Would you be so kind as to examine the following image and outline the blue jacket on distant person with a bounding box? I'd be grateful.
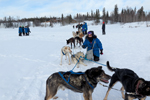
[22,27,24,33]
[24,27,28,33]
[82,22,88,32]
[82,35,103,57]
[19,27,22,33]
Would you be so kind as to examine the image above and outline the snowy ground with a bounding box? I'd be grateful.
[0,22,150,100]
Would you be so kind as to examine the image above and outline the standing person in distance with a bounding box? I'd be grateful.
[18,26,22,36]
[102,22,106,35]
[82,22,88,35]
[22,26,25,36]
[27,26,31,36]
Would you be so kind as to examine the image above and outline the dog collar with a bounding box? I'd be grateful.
[136,81,143,96]
[72,55,80,62]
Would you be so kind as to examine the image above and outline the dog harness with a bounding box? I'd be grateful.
[62,50,66,55]
[58,70,94,90]
[72,54,80,62]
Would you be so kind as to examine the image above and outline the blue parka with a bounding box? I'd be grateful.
[18,27,22,33]
[83,35,103,57]
[22,27,24,33]
[24,27,28,33]
[82,22,88,32]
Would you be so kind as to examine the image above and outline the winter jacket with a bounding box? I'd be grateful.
[24,27,28,33]
[102,24,105,31]
[22,27,24,33]
[82,22,88,32]
[18,27,22,33]
[82,35,103,57]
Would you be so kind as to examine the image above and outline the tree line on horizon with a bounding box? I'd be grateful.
[0,5,150,28]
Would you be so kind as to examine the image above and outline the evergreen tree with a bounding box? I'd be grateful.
[69,14,72,24]
[114,4,119,22]
[87,12,89,20]
[61,14,64,25]
[137,6,145,21]
[91,10,94,19]
[103,8,106,22]
[95,9,100,23]
[106,11,109,23]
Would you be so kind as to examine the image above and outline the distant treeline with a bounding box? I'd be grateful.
[0,5,150,28]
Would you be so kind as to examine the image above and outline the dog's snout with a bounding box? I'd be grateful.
[107,75,111,79]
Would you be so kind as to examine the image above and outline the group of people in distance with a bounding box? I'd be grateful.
[75,21,106,35]
[18,26,31,36]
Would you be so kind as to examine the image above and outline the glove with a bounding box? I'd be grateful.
[82,45,86,48]
[100,50,103,55]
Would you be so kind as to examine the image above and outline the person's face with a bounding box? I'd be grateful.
[88,34,92,37]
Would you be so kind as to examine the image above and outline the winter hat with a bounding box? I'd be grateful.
[103,22,105,24]
[88,31,94,35]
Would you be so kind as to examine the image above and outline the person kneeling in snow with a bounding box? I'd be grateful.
[82,31,103,61]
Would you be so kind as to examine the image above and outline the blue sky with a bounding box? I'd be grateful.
[0,0,150,19]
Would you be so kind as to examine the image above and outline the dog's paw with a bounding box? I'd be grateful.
[68,63,71,65]
[60,63,62,65]
[85,64,87,66]
[103,99,107,100]
[77,66,79,68]
[53,96,58,99]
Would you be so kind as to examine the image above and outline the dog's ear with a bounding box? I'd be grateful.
[98,66,102,69]
[85,69,93,78]
[65,47,67,49]
[86,68,101,79]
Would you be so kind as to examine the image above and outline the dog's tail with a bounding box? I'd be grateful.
[106,61,116,72]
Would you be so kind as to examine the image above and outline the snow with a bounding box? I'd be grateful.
[0,21,150,100]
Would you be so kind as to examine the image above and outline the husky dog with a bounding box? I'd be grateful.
[104,61,150,100]
[66,37,75,49]
[72,31,84,38]
[60,46,72,65]
[45,66,111,100]
[72,31,77,38]
[71,51,87,68]
[78,32,84,38]
[75,36,83,47]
